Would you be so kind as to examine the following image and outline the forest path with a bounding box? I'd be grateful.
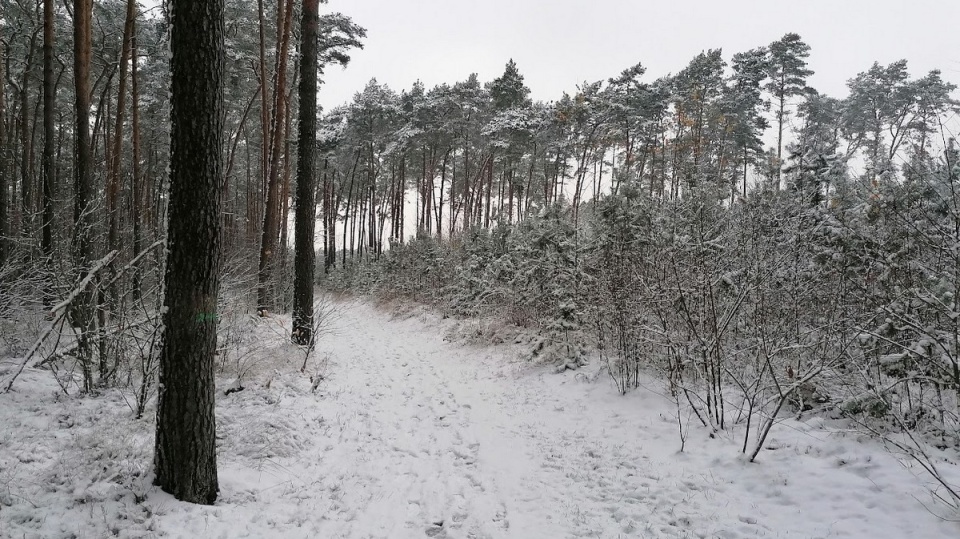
[242,299,957,539]
[292,299,714,539]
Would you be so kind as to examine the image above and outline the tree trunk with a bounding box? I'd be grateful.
[107,0,137,275]
[256,0,270,245]
[435,148,449,235]
[342,165,355,267]
[292,0,319,345]
[257,0,294,313]
[130,19,143,302]
[19,29,39,235]
[484,153,493,228]
[278,93,293,268]
[41,0,55,273]
[224,86,260,252]
[155,0,224,506]
[71,0,95,391]
[0,41,7,266]
[322,160,335,272]
[775,78,785,189]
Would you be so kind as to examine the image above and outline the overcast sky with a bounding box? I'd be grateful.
[318,0,960,110]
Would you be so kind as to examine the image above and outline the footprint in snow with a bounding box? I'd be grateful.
[425,521,446,537]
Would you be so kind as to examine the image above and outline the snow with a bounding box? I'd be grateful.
[1,298,959,538]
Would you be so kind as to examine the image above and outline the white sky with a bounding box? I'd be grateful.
[318,0,960,110]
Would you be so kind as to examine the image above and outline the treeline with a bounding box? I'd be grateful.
[314,35,955,269]
[3,3,956,310]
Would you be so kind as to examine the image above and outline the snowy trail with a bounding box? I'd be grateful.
[208,300,958,539]
[2,298,959,538]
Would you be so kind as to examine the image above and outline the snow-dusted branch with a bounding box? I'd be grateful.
[48,250,119,317]
[3,250,118,393]
[103,239,165,290]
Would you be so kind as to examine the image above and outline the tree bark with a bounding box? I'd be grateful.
[71,0,95,391]
[256,0,270,250]
[154,0,224,505]
[19,28,40,234]
[775,78,785,189]
[257,0,294,312]
[41,0,55,271]
[0,41,7,266]
[130,20,143,302]
[107,0,136,273]
[292,0,319,344]
[279,83,295,262]
[322,159,335,272]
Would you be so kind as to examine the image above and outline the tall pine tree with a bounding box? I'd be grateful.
[766,33,813,187]
[292,0,320,345]
[154,0,224,505]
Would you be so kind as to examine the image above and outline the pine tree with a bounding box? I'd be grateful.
[71,0,95,390]
[724,47,769,198]
[605,62,668,190]
[154,0,224,505]
[490,59,531,111]
[672,49,726,193]
[292,0,320,345]
[41,0,55,276]
[766,33,813,187]
[784,90,843,206]
[0,40,6,267]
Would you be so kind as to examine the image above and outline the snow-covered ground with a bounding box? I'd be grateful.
[1,298,959,538]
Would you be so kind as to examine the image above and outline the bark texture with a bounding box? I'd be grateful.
[41,0,55,265]
[256,0,294,312]
[71,0,95,389]
[292,0,320,344]
[0,42,6,266]
[154,0,224,505]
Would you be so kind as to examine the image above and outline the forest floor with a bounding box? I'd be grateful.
[1,297,959,538]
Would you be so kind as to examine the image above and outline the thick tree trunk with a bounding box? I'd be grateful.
[484,155,493,228]
[397,157,405,242]
[435,148,448,235]
[342,166,355,267]
[155,0,224,505]
[292,0,319,345]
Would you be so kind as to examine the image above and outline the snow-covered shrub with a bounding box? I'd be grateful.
[585,186,666,393]
[498,207,587,365]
